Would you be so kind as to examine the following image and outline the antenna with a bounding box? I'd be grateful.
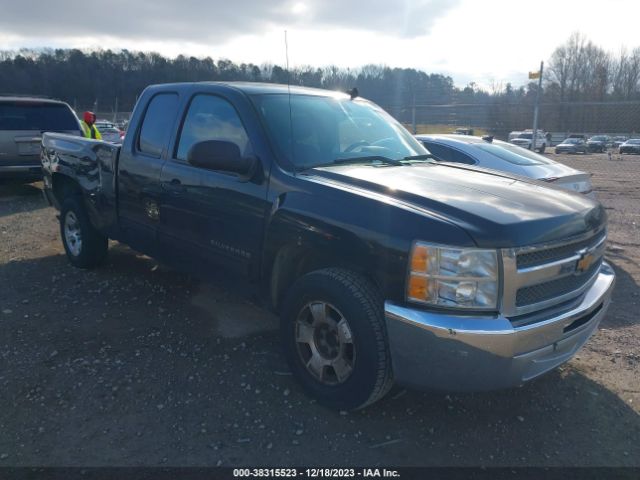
[285,30,291,86]
[285,30,295,171]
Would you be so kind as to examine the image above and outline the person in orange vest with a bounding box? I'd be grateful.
[81,111,102,140]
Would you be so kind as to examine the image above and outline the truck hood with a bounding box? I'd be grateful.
[307,162,605,248]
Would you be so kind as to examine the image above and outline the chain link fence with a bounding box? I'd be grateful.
[384,100,640,143]
[383,99,640,256]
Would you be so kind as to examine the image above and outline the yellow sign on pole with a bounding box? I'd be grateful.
[528,71,540,79]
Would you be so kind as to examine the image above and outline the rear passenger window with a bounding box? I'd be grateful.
[138,93,179,158]
[423,142,452,161]
[0,102,78,131]
[450,149,476,165]
[176,94,252,162]
[423,141,475,165]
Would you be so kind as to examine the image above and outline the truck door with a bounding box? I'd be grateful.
[117,92,180,252]
[158,93,269,276]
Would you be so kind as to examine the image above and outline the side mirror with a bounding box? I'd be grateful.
[187,140,255,176]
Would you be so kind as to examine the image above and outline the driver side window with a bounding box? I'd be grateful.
[176,94,253,162]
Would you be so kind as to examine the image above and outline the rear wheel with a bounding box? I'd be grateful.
[60,196,108,269]
[281,268,393,410]
[538,144,546,153]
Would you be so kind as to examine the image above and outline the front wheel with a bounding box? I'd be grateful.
[280,268,393,410]
[60,196,108,269]
[538,144,546,153]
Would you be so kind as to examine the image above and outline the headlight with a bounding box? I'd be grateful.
[407,242,499,310]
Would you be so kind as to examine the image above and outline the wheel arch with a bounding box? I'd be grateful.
[51,173,82,207]
[264,212,386,311]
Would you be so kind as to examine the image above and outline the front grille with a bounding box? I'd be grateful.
[516,259,601,307]
[516,231,606,269]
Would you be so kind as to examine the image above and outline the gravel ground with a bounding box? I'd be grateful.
[0,152,638,467]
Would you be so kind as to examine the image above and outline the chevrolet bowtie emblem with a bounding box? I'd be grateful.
[576,251,596,274]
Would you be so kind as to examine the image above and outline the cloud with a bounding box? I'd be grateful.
[0,0,461,46]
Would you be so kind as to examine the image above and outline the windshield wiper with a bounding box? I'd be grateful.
[301,156,404,170]
[403,154,433,161]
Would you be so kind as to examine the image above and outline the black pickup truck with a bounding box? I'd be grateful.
[41,82,615,410]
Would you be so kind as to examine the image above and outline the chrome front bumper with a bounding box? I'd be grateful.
[384,262,615,391]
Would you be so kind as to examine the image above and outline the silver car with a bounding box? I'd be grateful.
[0,96,81,182]
[416,134,595,197]
[94,121,123,144]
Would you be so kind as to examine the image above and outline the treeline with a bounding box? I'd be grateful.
[0,48,458,112]
[1,32,639,134]
[545,32,640,102]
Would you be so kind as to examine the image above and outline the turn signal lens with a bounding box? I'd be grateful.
[410,245,429,272]
[408,275,429,300]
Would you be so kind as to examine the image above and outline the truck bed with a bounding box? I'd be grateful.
[41,132,121,232]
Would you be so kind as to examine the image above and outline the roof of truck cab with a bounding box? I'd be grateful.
[151,81,351,98]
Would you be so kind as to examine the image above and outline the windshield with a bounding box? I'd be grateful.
[628,139,640,144]
[476,141,554,165]
[251,94,427,170]
[590,136,606,141]
[0,101,79,131]
[563,138,579,144]
[517,133,532,139]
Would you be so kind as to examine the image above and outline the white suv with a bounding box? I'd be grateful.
[510,129,547,152]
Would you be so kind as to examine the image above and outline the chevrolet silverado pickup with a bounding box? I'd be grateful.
[41,82,615,410]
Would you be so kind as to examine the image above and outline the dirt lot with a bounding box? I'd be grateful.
[0,152,638,467]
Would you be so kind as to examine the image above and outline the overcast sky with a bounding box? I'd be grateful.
[1,0,639,87]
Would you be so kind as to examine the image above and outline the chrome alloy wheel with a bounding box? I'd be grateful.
[64,211,82,256]
[295,302,356,385]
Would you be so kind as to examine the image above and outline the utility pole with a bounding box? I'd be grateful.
[531,61,544,151]
[412,93,416,134]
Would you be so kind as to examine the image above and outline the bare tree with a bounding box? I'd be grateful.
[613,47,640,99]
[547,32,614,102]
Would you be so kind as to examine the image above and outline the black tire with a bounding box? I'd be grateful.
[280,268,393,410]
[538,144,546,153]
[60,196,108,269]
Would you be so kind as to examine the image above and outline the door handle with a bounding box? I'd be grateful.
[162,178,186,195]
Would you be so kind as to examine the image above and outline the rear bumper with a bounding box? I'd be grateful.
[384,261,615,391]
[41,175,58,208]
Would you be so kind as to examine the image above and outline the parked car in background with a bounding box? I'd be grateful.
[587,135,612,153]
[0,96,81,182]
[453,127,474,135]
[555,138,589,154]
[416,134,594,197]
[612,136,628,148]
[94,120,124,144]
[99,126,124,144]
[94,120,116,130]
[510,129,547,152]
[508,131,522,142]
[619,138,640,154]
